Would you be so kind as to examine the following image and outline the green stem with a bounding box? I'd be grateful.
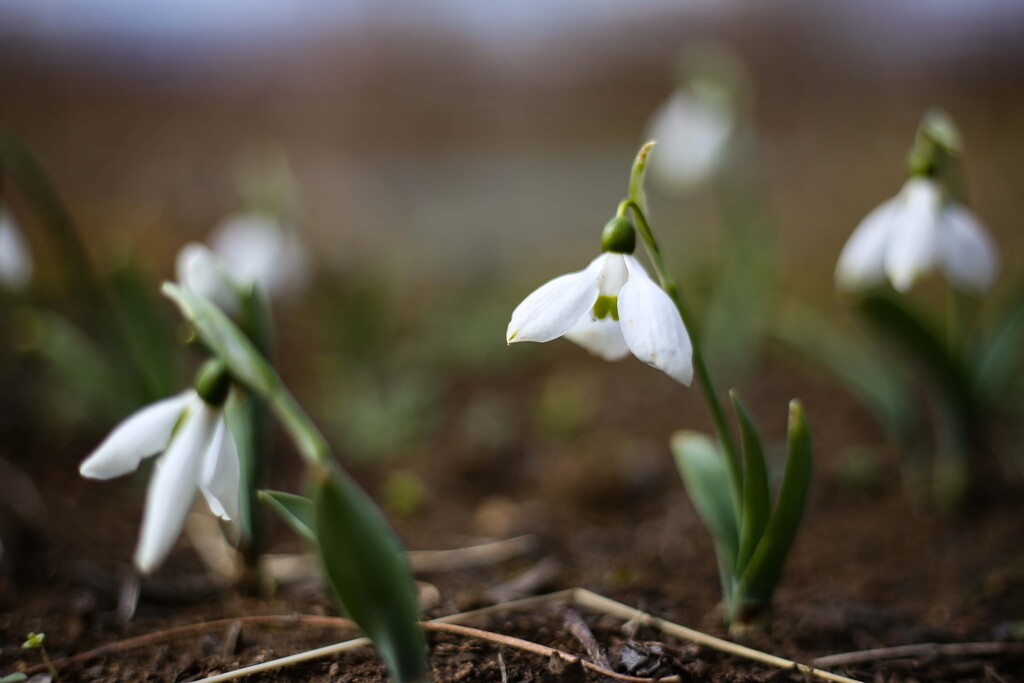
[618,198,742,508]
[271,383,330,468]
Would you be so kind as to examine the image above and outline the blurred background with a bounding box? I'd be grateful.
[2,0,1022,290]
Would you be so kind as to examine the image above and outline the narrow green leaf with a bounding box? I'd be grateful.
[730,391,770,578]
[736,400,812,605]
[671,431,739,572]
[162,283,276,396]
[0,672,28,682]
[258,490,315,544]
[771,301,916,445]
[313,464,428,683]
[109,261,182,400]
[975,282,1024,403]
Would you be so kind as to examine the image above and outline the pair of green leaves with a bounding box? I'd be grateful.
[164,283,428,683]
[671,395,812,622]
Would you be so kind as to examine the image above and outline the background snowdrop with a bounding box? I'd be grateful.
[836,176,997,294]
[0,207,33,291]
[209,212,310,301]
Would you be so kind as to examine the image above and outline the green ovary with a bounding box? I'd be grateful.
[592,295,619,321]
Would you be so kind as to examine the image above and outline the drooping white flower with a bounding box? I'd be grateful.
[646,88,734,192]
[507,252,693,385]
[176,242,242,315]
[0,207,33,291]
[79,390,239,573]
[209,212,309,300]
[835,177,998,294]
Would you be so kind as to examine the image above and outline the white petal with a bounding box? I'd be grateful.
[79,392,192,480]
[618,256,693,385]
[199,417,240,521]
[884,179,942,292]
[835,197,898,292]
[210,213,310,300]
[939,204,998,294]
[646,90,732,191]
[0,209,33,291]
[507,255,603,344]
[596,253,629,297]
[175,242,239,314]
[134,399,217,573]
[564,315,631,361]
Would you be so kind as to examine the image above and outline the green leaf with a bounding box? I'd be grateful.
[730,391,770,579]
[975,283,1024,404]
[313,464,428,683]
[771,300,916,445]
[162,283,276,396]
[109,260,182,400]
[0,672,28,682]
[671,431,739,573]
[258,490,315,544]
[735,400,812,606]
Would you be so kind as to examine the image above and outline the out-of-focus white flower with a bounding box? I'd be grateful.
[835,177,998,294]
[507,252,693,385]
[79,390,239,573]
[0,208,33,291]
[209,212,309,300]
[645,88,735,192]
[176,242,241,314]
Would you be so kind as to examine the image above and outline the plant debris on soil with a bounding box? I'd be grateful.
[2,348,1024,682]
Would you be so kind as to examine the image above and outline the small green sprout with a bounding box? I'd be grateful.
[22,632,57,681]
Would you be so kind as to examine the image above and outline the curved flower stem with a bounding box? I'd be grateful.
[618,197,742,510]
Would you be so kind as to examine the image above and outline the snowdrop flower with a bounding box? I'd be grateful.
[79,363,239,573]
[175,212,309,315]
[0,207,33,291]
[646,88,734,192]
[835,177,998,294]
[209,212,309,300]
[507,217,693,385]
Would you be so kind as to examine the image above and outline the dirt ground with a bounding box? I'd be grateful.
[2,346,1024,682]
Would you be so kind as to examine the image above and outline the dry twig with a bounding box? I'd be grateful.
[811,641,1024,669]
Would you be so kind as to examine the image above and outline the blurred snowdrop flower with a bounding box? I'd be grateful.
[209,212,309,300]
[835,177,998,294]
[0,207,33,291]
[507,218,693,385]
[646,88,734,192]
[79,376,239,573]
[175,212,309,314]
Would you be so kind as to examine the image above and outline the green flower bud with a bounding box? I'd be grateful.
[195,358,232,407]
[601,216,636,254]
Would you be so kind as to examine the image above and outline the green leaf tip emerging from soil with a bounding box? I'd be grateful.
[735,400,812,608]
[313,464,428,683]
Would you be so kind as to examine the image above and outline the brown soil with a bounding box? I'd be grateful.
[2,347,1024,682]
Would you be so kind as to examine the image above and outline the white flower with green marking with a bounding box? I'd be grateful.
[0,207,33,291]
[507,232,693,385]
[836,177,998,294]
[79,389,239,573]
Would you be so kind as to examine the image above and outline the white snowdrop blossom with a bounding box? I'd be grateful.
[79,391,239,573]
[209,212,309,300]
[646,89,734,192]
[836,177,998,294]
[176,242,242,315]
[0,208,33,291]
[507,253,693,385]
